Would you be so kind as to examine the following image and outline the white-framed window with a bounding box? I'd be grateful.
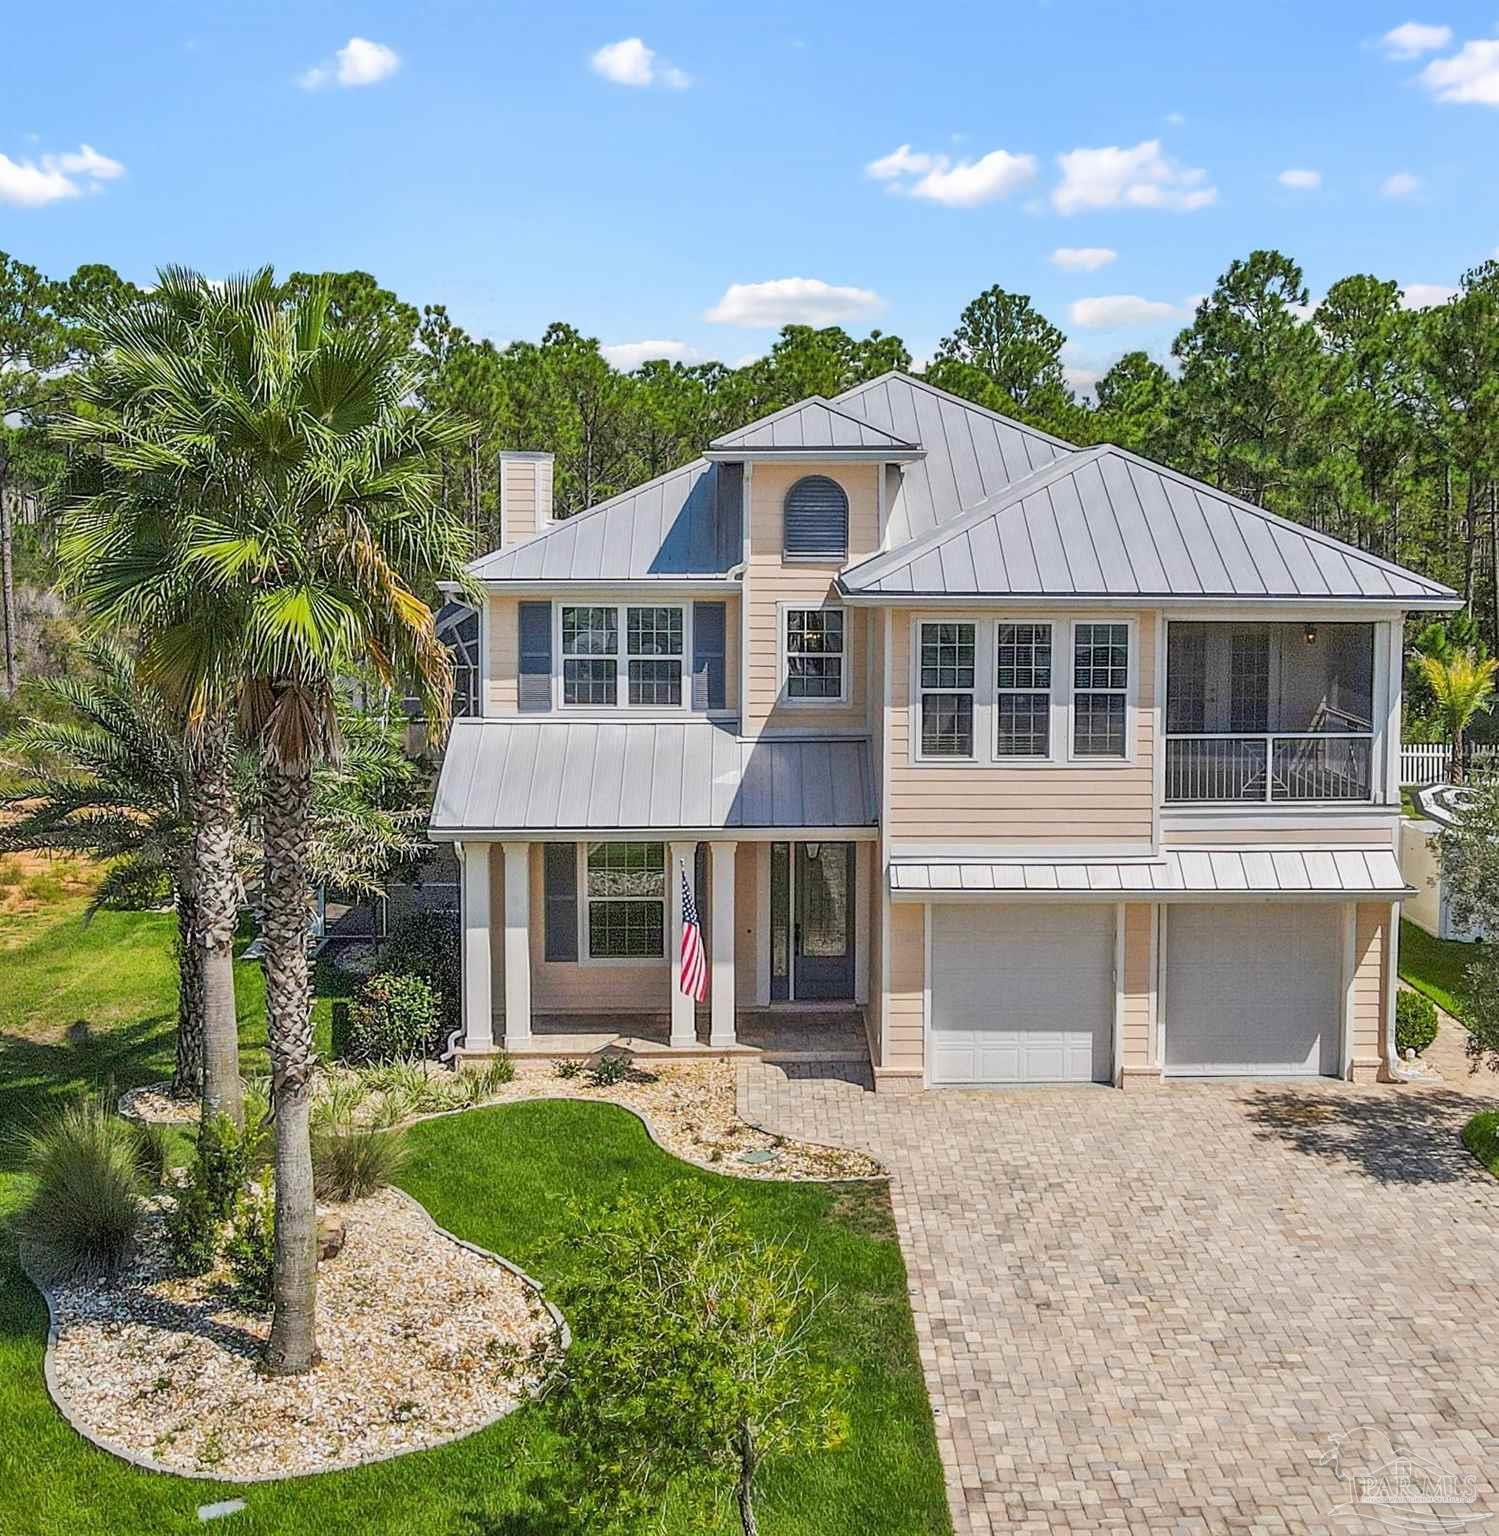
[919,620,977,758]
[783,607,847,703]
[1071,621,1130,758]
[995,622,1052,757]
[558,604,686,709]
[582,841,667,961]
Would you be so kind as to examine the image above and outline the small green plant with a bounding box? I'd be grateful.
[376,910,462,1037]
[586,1054,630,1089]
[1396,990,1439,1056]
[16,1094,149,1282]
[134,1120,175,1187]
[164,1112,253,1276]
[311,1112,409,1202]
[347,972,441,1065]
[164,1172,220,1276]
[553,1058,584,1080]
[459,1055,516,1104]
[223,1182,277,1310]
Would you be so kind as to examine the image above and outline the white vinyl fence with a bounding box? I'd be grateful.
[1401,742,1499,786]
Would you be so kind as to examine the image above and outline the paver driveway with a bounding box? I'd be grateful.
[742,1065,1499,1535]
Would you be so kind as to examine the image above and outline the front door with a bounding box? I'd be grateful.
[770,842,854,1001]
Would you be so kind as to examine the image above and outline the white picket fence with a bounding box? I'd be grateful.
[1401,742,1499,786]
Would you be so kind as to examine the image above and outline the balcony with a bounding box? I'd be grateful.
[1164,622,1376,804]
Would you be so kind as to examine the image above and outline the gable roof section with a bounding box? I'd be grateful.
[834,372,1074,545]
[708,396,919,454]
[468,457,740,581]
[840,444,1458,603]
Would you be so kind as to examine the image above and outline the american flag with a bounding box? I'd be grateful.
[678,868,708,1003]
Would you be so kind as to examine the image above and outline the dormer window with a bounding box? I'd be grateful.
[783,475,849,559]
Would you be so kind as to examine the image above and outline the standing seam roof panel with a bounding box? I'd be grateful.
[1098,454,1170,592]
[1124,461,1202,593]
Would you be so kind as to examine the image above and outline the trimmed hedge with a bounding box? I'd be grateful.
[1396,990,1439,1057]
[1461,1110,1499,1178]
[347,972,441,1065]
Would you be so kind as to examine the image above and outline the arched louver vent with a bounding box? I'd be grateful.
[783,475,848,558]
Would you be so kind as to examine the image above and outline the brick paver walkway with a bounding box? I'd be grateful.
[742,1064,1499,1535]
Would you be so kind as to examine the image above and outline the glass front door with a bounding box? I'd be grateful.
[769,842,854,1001]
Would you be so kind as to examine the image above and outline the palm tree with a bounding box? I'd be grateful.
[1418,649,1499,784]
[58,268,470,1374]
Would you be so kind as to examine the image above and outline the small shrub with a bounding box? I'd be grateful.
[460,1055,515,1104]
[376,910,461,1040]
[1462,1110,1499,1177]
[1397,990,1439,1057]
[196,1114,252,1220]
[312,1114,409,1202]
[348,972,440,1065]
[586,1054,630,1089]
[163,1176,220,1276]
[223,1183,276,1310]
[17,1095,148,1282]
[164,1112,253,1276]
[134,1120,175,1187]
[553,1058,584,1080]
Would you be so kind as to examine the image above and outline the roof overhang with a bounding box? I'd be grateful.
[443,577,742,596]
[836,589,1461,613]
[704,447,925,465]
[889,846,1411,901]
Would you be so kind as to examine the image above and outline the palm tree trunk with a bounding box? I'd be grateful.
[0,446,17,698]
[1451,723,1466,787]
[261,754,320,1376]
[188,712,243,1127]
[171,872,206,1098]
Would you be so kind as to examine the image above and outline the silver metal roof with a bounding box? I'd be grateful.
[709,397,918,453]
[841,444,1458,604]
[468,459,739,581]
[890,846,1409,898]
[834,372,1072,546]
[430,719,878,836]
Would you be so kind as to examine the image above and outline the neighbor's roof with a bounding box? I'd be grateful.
[430,719,878,836]
[708,396,920,455]
[840,444,1459,605]
[889,846,1410,899]
[468,458,740,582]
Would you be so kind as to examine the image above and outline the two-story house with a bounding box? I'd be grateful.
[428,372,1459,1091]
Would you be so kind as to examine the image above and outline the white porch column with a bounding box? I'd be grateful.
[501,841,532,1047]
[461,841,494,1053]
[709,841,737,1048]
[669,840,698,1048]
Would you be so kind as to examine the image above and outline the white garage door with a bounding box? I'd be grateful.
[1165,904,1341,1077]
[930,904,1115,1085]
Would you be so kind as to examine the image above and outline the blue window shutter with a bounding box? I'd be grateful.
[692,601,727,711]
[783,475,848,558]
[518,602,552,712]
[543,843,577,962]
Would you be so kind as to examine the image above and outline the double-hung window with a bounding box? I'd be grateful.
[560,605,685,708]
[785,608,845,701]
[919,621,976,757]
[1072,622,1130,757]
[995,623,1052,757]
[585,842,666,959]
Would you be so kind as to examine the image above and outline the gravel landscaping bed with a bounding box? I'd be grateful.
[37,1188,562,1481]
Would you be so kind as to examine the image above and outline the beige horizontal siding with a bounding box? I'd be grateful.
[886,610,1156,844]
[1351,901,1389,1069]
[1121,903,1153,1068]
[1164,821,1398,848]
[501,457,551,541]
[743,462,878,736]
[886,901,925,1072]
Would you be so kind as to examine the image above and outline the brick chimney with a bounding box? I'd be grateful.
[498,451,555,544]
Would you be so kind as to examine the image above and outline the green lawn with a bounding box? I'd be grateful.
[0,899,949,1535]
[1399,917,1479,1022]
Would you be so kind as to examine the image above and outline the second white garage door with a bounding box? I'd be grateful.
[930,904,1115,1085]
[1164,903,1342,1077]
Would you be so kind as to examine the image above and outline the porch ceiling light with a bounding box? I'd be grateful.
[1303,623,1319,645]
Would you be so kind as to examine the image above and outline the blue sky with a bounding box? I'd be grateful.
[5,2,1499,393]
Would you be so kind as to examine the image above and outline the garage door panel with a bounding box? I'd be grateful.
[1165,904,1341,1077]
[931,904,1114,1085]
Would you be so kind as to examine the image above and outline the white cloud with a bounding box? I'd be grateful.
[600,339,707,370]
[1381,20,1454,58]
[1401,282,1458,309]
[704,277,885,328]
[865,143,1036,206]
[301,36,401,89]
[1164,111,1186,126]
[1380,170,1421,198]
[1418,37,1499,104]
[1050,246,1117,272]
[1278,167,1322,190]
[589,37,690,89]
[1065,365,1104,396]
[0,142,125,207]
[1069,295,1181,329]
[1053,139,1216,214]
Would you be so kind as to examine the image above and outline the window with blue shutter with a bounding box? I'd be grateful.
[543,843,578,961]
[783,475,848,559]
[518,601,552,712]
[691,601,727,711]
